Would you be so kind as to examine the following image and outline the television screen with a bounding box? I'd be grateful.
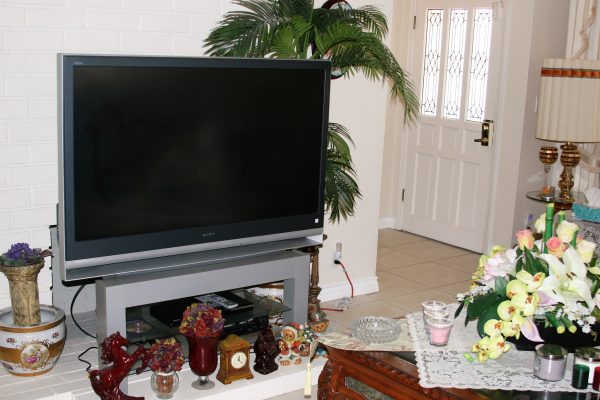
[58,55,330,278]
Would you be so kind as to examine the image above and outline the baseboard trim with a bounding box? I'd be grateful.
[318,275,379,302]
[379,217,396,229]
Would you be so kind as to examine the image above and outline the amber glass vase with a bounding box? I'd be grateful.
[187,335,219,390]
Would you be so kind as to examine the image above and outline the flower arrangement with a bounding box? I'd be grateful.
[457,204,600,361]
[178,303,225,338]
[147,337,185,373]
[0,243,51,267]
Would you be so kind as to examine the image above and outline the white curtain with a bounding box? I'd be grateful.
[552,0,600,193]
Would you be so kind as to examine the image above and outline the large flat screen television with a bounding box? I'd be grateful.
[57,54,330,281]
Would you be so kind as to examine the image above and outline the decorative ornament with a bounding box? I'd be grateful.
[538,146,558,198]
[253,327,279,375]
[216,334,254,384]
[89,332,149,400]
[278,322,304,366]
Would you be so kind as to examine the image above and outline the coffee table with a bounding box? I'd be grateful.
[318,346,598,399]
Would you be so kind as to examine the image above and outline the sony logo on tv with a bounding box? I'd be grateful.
[202,232,216,238]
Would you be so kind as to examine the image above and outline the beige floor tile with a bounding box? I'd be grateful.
[437,253,481,273]
[367,271,429,300]
[433,280,472,297]
[377,248,426,270]
[388,262,472,288]
[378,229,426,247]
[381,289,457,314]
[390,241,470,261]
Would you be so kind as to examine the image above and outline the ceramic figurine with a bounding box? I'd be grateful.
[253,327,279,374]
[89,332,149,400]
[278,322,303,366]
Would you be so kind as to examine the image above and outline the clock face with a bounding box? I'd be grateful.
[231,351,247,369]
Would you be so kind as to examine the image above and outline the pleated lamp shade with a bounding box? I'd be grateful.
[535,58,600,143]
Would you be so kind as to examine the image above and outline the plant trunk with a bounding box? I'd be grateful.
[0,262,43,326]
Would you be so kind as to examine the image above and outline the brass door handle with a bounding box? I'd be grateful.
[474,119,493,146]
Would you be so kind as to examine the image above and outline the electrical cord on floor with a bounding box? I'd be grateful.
[321,260,354,312]
[77,346,98,373]
[70,284,96,339]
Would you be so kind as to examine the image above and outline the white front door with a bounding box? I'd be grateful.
[400,0,503,252]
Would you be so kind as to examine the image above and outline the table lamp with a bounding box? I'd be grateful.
[535,58,600,201]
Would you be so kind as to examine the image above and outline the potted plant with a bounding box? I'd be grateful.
[204,0,419,223]
[457,205,600,362]
[179,302,225,390]
[0,243,52,326]
[148,337,185,399]
[0,242,66,376]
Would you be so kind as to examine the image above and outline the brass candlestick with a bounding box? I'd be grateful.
[538,146,558,197]
[558,142,580,201]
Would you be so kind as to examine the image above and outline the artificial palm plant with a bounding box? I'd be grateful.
[205,0,419,222]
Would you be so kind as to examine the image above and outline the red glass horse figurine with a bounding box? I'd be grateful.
[89,332,149,400]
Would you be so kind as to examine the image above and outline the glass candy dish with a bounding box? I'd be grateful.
[351,316,401,344]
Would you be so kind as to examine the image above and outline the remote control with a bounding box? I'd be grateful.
[197,293,238,310]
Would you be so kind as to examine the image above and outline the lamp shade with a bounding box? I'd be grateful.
[536,58,600,143]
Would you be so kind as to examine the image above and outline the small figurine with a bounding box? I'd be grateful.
[278,322,303,366]
[298,326,317,357]
[253,327,279,374]
[89,332,149,400]
[308,311,329,333]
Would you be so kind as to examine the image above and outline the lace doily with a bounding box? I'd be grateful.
[407,304,588,393]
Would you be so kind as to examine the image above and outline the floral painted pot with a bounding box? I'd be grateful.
[0,305,66,376]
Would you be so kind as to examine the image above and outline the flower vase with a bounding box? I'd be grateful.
[0,262,44,326]
[187,335,219,390]
[151,371,179,399]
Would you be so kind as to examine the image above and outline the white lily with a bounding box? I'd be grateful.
[538,248,594,309]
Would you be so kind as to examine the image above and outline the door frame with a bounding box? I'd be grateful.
[389,0,512,253]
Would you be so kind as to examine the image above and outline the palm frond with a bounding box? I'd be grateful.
[312,6,387,40]
[324,122,360,223]
[325,149,361,223]
[315,23,419,122]
[204,0,293,57]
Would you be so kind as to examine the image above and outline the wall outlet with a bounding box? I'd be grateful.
[333,242,342,261]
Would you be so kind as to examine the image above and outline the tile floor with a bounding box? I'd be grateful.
[267,229,479,399]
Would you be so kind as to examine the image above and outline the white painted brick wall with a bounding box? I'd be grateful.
[0,0,228,310]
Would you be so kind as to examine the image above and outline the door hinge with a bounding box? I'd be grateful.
[402,188,405,202]
[413,16,416,29]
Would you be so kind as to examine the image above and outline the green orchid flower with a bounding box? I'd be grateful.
[515,270,545,292]
[511,292,540,317]
[506,280,528,299]
[497,300,518,321]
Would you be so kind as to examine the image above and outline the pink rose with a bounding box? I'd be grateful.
[516,229,534,250]
[546,237,565,258]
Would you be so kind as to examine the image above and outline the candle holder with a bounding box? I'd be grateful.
[538,146,558,199]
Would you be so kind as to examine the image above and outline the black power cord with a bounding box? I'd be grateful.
[70,284,96,339]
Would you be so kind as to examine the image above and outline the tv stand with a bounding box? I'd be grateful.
[95,250,309,350]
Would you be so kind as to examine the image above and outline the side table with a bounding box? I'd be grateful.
[525,190,587,211]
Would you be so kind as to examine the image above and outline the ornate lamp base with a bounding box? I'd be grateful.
[558,142,580,201]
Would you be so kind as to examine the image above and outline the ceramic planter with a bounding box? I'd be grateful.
[0,305,66,376]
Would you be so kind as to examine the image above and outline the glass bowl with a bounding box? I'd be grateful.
[351,316,401,343]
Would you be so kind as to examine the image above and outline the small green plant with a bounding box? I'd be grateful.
[0,243,51,267]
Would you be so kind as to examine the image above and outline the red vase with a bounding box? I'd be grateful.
[186,335,219,390]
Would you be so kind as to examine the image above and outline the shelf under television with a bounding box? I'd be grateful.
[124,289,290,358]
